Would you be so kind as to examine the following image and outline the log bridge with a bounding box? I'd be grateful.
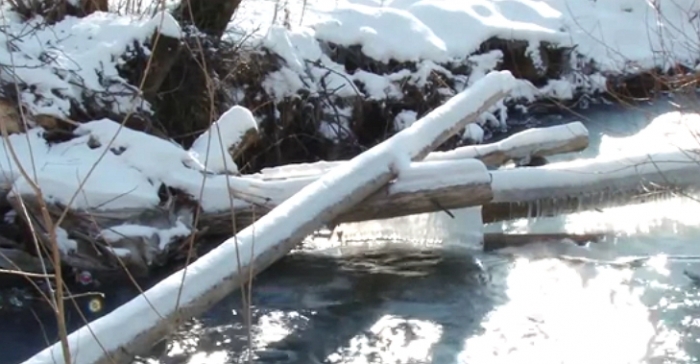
[15,71,700,364]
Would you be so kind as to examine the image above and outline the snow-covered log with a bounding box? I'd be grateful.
[424,122,589,167]
[21,71,516,364]
[199,158,494,235]
[255,122,589,181]
[482,149,700,223]
[336,159,492,223]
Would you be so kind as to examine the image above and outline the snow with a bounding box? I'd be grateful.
[20,70,516,364]
[226,0,700,136]
[188,106,259,174]
[56,227,78,253]
[0,11,181,118]
[2,118,265,214]
[388,159,489,194]
[152,10,182,38]
[394,110,418,131]
[312,0,563,63]
[253,0,700,71]
[491,148,700,203]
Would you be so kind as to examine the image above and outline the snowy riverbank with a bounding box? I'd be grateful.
[3,0,699,146]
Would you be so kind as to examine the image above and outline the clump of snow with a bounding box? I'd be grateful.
[188,106,259,174]
[463,123,485,143]
[393,110,418,131]
[152,10,182,38]
[322,0,563,61]
[313,4,450,63]
[56,227,78,254]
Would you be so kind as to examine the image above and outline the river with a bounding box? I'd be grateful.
[3,98,700,364]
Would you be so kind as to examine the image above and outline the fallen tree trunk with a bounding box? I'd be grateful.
[482,149,700,223]
[21,71,516,364]
[336,159,493,223]
[424,121,589,167]
[200,158,494,234]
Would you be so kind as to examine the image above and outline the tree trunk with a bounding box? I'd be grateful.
[176,0,243,38]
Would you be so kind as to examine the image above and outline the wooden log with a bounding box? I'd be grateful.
[256,122,589,181]
[482,149,700,223]
[336,159,493,223]
[21,71,515,364]
[482,232,605,252]
[424,121,589,167]
[201,159,493,233]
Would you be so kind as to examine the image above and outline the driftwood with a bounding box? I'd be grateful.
[19,71,516,364]
[336,159,493,223]
[217,147,700,231]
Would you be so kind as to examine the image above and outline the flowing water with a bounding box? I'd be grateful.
[4,98,700,364]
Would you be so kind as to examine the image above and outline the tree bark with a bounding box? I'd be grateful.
[176,0,243,38]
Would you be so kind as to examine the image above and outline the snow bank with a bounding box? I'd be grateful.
[0,10,181,118]
[2,106,264,213]
[312,0,563,62]
[227,0,700,141]
[244,0,700,71]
